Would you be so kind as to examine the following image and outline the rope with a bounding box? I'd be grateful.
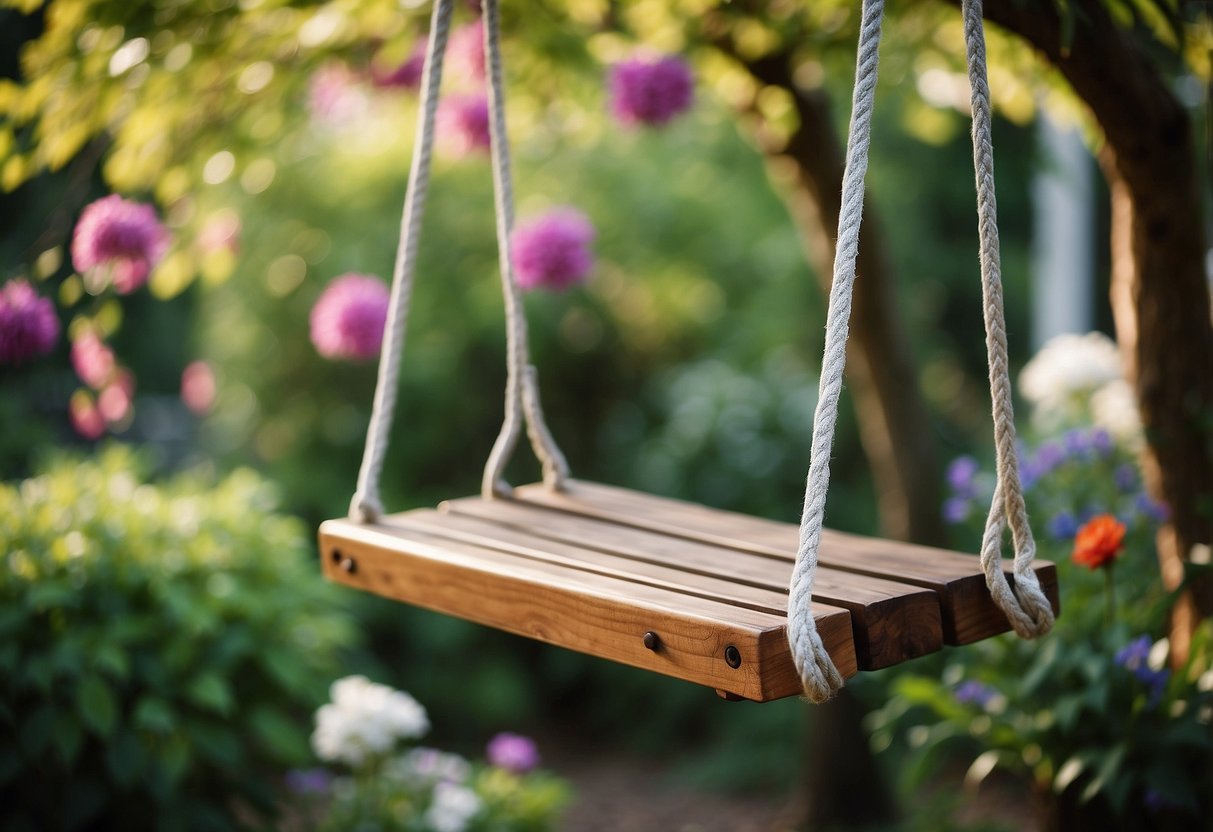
[786,0,884,704]
[479,0,570,498]
[962,0,1055,638]
[349,0,455,523]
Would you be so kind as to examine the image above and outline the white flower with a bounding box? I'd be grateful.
[385,747,472,786]
[310,675,430,766]
[1089,378,1143,447]
[1019,332,1124,424]
[424,782,482,832]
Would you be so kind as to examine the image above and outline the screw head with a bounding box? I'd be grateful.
[339,557,358,575]
[724,645,741,668]
[643,631,660,651]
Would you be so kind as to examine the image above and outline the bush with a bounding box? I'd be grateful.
[0,447,359,831]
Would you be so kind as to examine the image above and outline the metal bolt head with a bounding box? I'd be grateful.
[724,645,741,668]
[643,631,660,651]
[340,557,358,575]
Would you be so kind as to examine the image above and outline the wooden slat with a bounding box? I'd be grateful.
[435,499,942,670]
[513,480,1060,644]
[319,513,858,701]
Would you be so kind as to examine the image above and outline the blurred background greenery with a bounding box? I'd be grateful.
[2,0,1211,830]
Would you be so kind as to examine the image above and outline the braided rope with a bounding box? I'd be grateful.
[962,0,1055,637]
[349,0,455,523]
[786,0,884,703]
[480,0,570,498]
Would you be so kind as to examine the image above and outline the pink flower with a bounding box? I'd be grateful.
[71,329,115,388]
[197,211,241,256]
[98,370,134,425]
[69,391,105,439]
[436,93,491,157]
[181,360,216,415]
[447,20,485,84]
[485,732,540,774]
[310,273,391,362]
[608,54,694,127]
[0,279,59,365]
[510,208,595,291]
[372,42,427,90]
[309,64,369,125]
[71,195,170,294]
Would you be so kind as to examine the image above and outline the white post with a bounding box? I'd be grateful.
[1030,114,1094,348]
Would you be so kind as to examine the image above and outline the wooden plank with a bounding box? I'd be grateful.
[319,514,858,701]
[512,480,1060,644]
[435,499,943,670]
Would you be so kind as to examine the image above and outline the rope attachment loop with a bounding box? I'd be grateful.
[787,0,885,704]
[962,0,1055,638]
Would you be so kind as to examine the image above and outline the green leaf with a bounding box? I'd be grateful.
[77,674,119,737]
[104,730,145,788]
[249,705,309,763]
[186,673,233,716]
[52,716,84,766]
[93,644,130,681]
[133,697,175,734]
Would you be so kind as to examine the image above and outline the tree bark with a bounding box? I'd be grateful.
[739,51,947,548]
[973,0,1213,655]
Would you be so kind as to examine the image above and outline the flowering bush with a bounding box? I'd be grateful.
[608,54,695,127]
[868,333,1213,828]
[510,208,596,291]
[300,677,570,831]
[309,273,392,362]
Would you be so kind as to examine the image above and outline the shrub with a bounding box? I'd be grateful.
[0,447,359,831]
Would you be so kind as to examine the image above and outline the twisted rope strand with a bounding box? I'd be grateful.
[963,0,1054,637]
[787,0,885,703]
[349,0,455,523]
[480,0,570,498]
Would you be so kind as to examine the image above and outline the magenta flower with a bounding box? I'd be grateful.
[71,329,115,388]
[181,360,216,415]
[608,54,694,127]
[447,20,485,84]
[485,732,540,774]
[71,195,170,294]
[310,273,391,362]
[436,93,491,157]
[0,279,59,366]
[510,208,595,291]
[372,42,427,90]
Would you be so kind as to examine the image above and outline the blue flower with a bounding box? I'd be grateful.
[1062,428,1091,458]
[954,680,997,708]
[285,768,332,795]
[1113,463,1138,493]
[1134,493,1170,523]
[1116,636,1169,705]
[942,497,971,525]
[1046,511,1079,540]
[1033,441,1065,473]
[1090,428,1114,456]
[1115,636,1152,670]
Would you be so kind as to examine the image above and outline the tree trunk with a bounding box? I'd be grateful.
[739,52,947,548]
[975,0,1213,655]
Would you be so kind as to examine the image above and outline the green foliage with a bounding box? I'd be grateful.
[0,447,359,830]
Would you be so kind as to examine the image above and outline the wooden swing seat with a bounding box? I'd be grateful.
[319,481,1059,702]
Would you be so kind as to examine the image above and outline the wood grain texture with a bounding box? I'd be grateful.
[512,480,1060,644]
[434,499,942,670]
[319,514,858,701]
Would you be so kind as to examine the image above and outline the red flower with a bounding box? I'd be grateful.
[1072,514,1126,570]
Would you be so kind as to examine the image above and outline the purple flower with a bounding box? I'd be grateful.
[1134,493,1170,523]
[436,93,491,157]
[1062,428,1091,458]
[1032,441,1065,475]
[1113,463,1138,493]
[447,20,485,84]
[1090,428,1113,455]
[946,455,980,497]
[485,732,540,774]
[309,273,390,362]
[71,195,170,294]
[608,54,694,127]
[1115,636,1152,670]
[942,496,970,525]
[372,42,427,90]
[954,680,997,708]
[510,208,596,291]
[285,768,333,795]
[0,279,59,366]
[1046,511,1078,541]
